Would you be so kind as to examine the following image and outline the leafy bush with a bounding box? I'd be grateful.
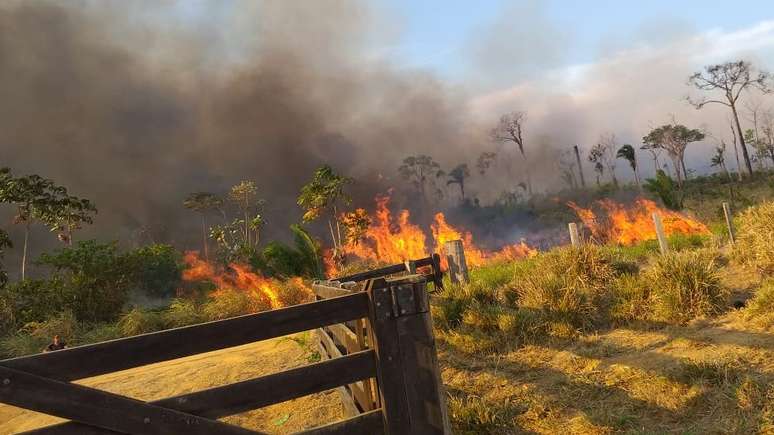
[0,278,68,328]
[644,169,682,210]
[125,244,182,298]
[37,240,133,323]
[256,225,323,279]
[735,201,774,273]
[117,308,164,336]
[76,322,122,344]
[646,250,727,324]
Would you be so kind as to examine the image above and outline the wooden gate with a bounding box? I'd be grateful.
[0,258,449,435]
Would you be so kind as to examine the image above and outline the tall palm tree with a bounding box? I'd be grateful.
[616,144,641,189]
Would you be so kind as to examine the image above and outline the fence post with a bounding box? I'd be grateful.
[652,212,669,254]
[568,222,581,247]
[722,202,735,244]
[367,277,451,434]
[444,240,469,284]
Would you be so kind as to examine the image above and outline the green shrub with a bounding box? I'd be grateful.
[646,250,727,324]
[36,240,133,323]
[163,298,205,328]
[125,244,182,298]
[735,201,774,273]
[0,278,68,328]
[117,308,164,336]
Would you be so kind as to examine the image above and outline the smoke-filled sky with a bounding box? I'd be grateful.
[1,0,773,263]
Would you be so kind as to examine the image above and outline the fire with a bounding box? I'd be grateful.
[567,198,709,245]
[341,194,428,264]
[182,251,289,310]
[327,193,536,276]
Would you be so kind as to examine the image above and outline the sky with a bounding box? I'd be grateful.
[374,0,773,81]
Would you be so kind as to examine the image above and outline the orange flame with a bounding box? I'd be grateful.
[567,198,709,245]
[325,193,536,276]
[182,251,289,309]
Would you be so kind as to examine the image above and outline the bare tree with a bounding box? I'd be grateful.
[558,150,578,190]
[588,133,618,187]
[491,111,532,195]
[761,109,774,166]
[727,119,744,182]
[687,60,771,177]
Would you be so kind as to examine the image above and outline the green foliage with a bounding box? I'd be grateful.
[0,278,68,328]
[0,228,11,288]
[76,322,122,344]
[646,250,727,324]
[644,170,682,210]
[297,165,352,223]
[397,155,442,199]
[0,311,77,358]
[36,240,132,322]
[734,201,774,273]
[117,308,164,336]
[126,244,183,298]
[183,192,223,213]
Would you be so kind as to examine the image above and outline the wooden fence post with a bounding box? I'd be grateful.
[722,202,735,244]
[367,277,451,434]
[568,222,581,247]
[444,240,469,284]
[652,212,669,254]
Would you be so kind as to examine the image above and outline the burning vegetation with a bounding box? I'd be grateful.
[567,198,710,245]
[327,193,536,277]
[182,251,312,311]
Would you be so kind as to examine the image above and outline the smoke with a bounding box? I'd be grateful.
[0,0,482,262]
[1,1,772,275]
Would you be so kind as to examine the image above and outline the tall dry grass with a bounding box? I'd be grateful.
[734,201,774,273]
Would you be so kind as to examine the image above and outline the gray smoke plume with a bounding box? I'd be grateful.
[0,0,484,265]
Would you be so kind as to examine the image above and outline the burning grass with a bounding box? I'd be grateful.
[568,198,710,245]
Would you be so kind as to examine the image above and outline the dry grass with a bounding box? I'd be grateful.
[734,200,774,273]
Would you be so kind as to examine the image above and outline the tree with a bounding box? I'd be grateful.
[0,169,62,279]
[761,109,774,166]
[476,151,497,177]
[616,144,641,189]
[640,142,664,174]
[47,194,97,246]
[642,124,704,188]
[558,150,578,190]
[228,181,264,248]
[0,229,11,288]
[298,165,353,254]
[588,133,618,187]
[491,111,532,194]
[446,164,470,201]
[710,142,733,182]
[398,155,442,203]
[687,60,771,177]
[183,192,223,260]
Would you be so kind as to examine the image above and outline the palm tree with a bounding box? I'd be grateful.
[184,192,223,260]
[616,144,641,189]
[446,164,470,201]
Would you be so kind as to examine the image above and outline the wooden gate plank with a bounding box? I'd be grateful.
[0,366,256,435]
[1,292,369,382]
[294,409,384,435]
[23,350,377,435]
